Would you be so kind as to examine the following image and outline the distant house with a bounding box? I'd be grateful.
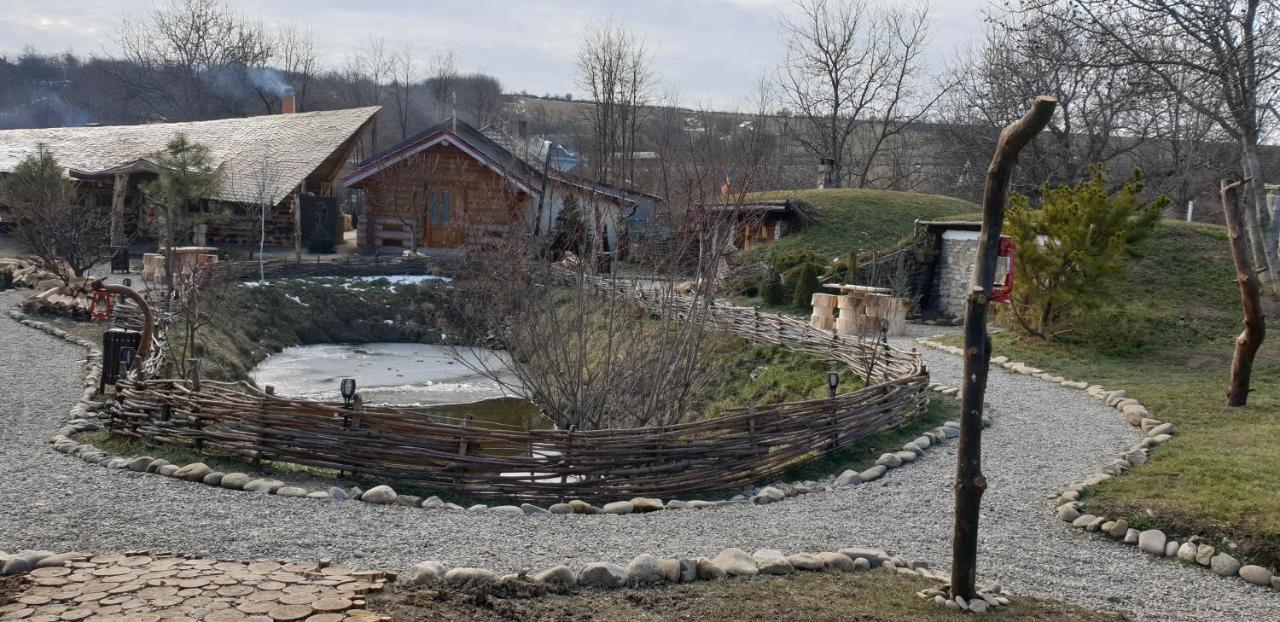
[341,118,656,255]
[702,198,811,251]
[0,103,379,247]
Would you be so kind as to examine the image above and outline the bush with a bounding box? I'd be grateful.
[0,268,12,291]
[306,229,336,254]
[1004,167,1164,339]
[761,270,787,305]
[792,263,822,309]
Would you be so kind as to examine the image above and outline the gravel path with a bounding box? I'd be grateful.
[1,291,1276,621]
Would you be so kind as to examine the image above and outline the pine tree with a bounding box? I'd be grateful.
[1004,167,1165,339]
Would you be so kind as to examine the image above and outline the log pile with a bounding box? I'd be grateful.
[0,257,62,289]
[19,277,101,317]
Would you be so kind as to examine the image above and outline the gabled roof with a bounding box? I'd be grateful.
[0,107,379,205]
[341,119,542,195]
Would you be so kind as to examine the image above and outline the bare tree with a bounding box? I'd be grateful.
[114,0,274,121]
[230,152,286,282]
[342,37,394,157]
[389,44,419,142]
[576,20,654,186]
[1020,0,1280,289]
[275,24,318,112]
[0,145,111,282]
[776,0,946,189]
[1221,178,1265,407]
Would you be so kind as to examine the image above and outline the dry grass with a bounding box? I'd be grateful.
[368,571,1125,621]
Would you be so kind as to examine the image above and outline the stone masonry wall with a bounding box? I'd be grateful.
[932,236,977,319]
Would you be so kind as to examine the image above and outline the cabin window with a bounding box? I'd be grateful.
[429,191,453,226]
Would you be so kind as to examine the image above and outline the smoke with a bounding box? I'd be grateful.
[247,67,293,97]
[200,65,293,103]
[0,90,92,129]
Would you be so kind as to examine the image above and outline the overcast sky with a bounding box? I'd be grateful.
[1,0,993,109]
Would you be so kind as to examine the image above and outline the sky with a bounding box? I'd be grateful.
[1,0,993,109]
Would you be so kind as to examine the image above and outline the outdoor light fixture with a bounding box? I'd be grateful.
[827,370,840,399]
[340,378,357,407]
[118,346,135,368]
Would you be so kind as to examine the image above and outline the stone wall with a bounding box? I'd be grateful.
[931,231,978,319]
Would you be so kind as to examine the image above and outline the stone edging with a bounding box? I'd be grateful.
[398,545,1011,614]
[9,303,973,520]
[916,337,1280,594]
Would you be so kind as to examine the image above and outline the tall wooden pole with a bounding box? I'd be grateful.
[1221,178,1266,407]
[950,96,1056,600]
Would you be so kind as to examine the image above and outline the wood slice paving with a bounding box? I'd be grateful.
[0,553,389,622]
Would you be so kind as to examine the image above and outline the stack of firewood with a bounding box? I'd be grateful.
[0,257,61,289]
[20,277,100,317]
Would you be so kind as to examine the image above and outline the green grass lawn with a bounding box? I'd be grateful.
[747,188,979,260]
[942,220,1280,569]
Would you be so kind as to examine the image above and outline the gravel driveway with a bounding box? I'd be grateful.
[1,290,1276,621]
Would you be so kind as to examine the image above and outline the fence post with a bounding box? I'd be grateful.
[187,359,203,453]
[560,425,575,504]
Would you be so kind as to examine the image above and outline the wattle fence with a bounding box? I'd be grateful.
[111,257,929,501]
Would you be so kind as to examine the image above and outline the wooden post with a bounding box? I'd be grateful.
[950,96,1056,601]
[292,192,303,262]
[110,173,128,247]
[1221,179,1266,407]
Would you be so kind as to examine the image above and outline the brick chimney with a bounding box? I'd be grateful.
[281,86,296,114]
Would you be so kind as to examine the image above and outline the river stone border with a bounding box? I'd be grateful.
[9,302,980,520]
[917,336,1280,595]
[399,545,1012,614]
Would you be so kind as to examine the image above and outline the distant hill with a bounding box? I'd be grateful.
[745,188,981,259]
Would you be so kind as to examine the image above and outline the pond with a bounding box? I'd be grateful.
[249,343,546,430]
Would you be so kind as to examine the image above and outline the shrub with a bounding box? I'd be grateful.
[306,229,336,254]
[761,269,787,305]
[792,263,822,309]
[1004,167,1165,339]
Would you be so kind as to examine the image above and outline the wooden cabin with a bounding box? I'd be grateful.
[341,119,645,255]
[0,105,379,248]
[702,199,809,251]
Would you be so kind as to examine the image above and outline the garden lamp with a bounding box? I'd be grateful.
[340,378,357,407]
[827,370,840,399]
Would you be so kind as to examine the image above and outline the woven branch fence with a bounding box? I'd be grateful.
[111,257,929,501]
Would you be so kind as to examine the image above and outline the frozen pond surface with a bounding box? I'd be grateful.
[250,342,517,407]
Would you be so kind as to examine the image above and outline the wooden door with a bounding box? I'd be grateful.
[425,190,463,248]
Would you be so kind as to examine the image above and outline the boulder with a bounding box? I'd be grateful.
[568,499,595,514]
[1239,565,1273,586]
[913,436,932,450]
[834,470,861,487]
[627,554,665,584]
[444,567,498,585]
[1164,541,1180,557]
[174,462,213,482]
[403,561,448,585]
[678,558,698,582]
[838,547,887,568]
[145,459,171,473]
[1057,504,1081,522]
[1210,553,1241,577]
[244,478,284,494]
[157,464,180,477]
[328,487,350,501]
[696,558,726,580]
[875,453,902,468]
[1176,542,1199,563]
[751,549,794,575]
[201,472,224,487]
[631,497,665,513]
[894,450,918,463]
[712,548,758,576]
[276,486,309,498]
[396,495,424,508]
[548,503,575,514]
[520,503,551,515]
[859,465,888,482]
[1147,423,1175,437]
[1195,545,1216,566]
[577,562,628,588]
[34,552,87,568]
[532,565,576,587]
[359,485,397,504]
[1072,514,1097,529]
[1124,529,1140,545]
[666,500,689,510]
[658,559,681,583]
[422,496,445,509]
[126,456,155,472]
[489,505,525,516]
[756,486,786,503]
[816,551,855,571]
[219,473,252,490]
[786,553,825,571]
[1138,530,1167,556]
[601,501,635,515]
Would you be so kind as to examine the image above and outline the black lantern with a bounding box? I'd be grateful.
[340,378,357,407]
[827,370,840,398]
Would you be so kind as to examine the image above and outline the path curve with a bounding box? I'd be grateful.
[0,289,1276,621]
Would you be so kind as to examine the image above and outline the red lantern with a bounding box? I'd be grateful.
[991,236,1016,303]
[88,289,113,321]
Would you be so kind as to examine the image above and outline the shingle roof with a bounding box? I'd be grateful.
[0,107,379,205]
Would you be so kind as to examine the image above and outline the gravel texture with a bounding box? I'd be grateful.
[0,292,1276,621]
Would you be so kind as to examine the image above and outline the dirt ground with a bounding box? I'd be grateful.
[368,571,1128,622]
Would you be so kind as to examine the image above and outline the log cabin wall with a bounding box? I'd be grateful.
[356,144,529,253]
